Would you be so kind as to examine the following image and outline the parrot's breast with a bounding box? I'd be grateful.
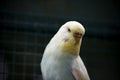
[41,50,76,80]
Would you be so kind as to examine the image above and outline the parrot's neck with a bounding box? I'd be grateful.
[59,37,82,55]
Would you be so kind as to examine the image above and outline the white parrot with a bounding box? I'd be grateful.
[41,21,90,80]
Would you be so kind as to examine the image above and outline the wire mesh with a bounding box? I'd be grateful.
[1,26,50,80]
[0,11,119,80]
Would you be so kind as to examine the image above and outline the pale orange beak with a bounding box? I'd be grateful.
[74,33,82,38]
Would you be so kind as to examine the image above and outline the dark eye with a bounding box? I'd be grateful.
[67,28,71,32]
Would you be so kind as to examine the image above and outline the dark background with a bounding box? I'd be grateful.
[0,0,119,80]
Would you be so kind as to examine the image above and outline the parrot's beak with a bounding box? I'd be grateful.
[74,33,82,38]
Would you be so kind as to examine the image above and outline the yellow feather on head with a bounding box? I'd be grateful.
[58,21,85,55]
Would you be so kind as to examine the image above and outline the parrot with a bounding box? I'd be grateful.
[41,21,90,80]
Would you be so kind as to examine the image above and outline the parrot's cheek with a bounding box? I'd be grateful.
[63,38,69,42]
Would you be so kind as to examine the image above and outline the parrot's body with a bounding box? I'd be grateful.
[41,21,90,80]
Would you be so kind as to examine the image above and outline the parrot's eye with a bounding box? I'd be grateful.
[67,28,71,32]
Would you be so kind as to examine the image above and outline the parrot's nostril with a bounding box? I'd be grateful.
[74,33,82,38]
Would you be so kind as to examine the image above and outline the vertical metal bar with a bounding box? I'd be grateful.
[33,30,38,80]
[23,28,27,80]
[12,24,17,80]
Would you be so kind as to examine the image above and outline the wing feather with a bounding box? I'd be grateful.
[72,56,90,80]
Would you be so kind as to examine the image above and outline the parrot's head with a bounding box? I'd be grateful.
[57,21,85,55]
